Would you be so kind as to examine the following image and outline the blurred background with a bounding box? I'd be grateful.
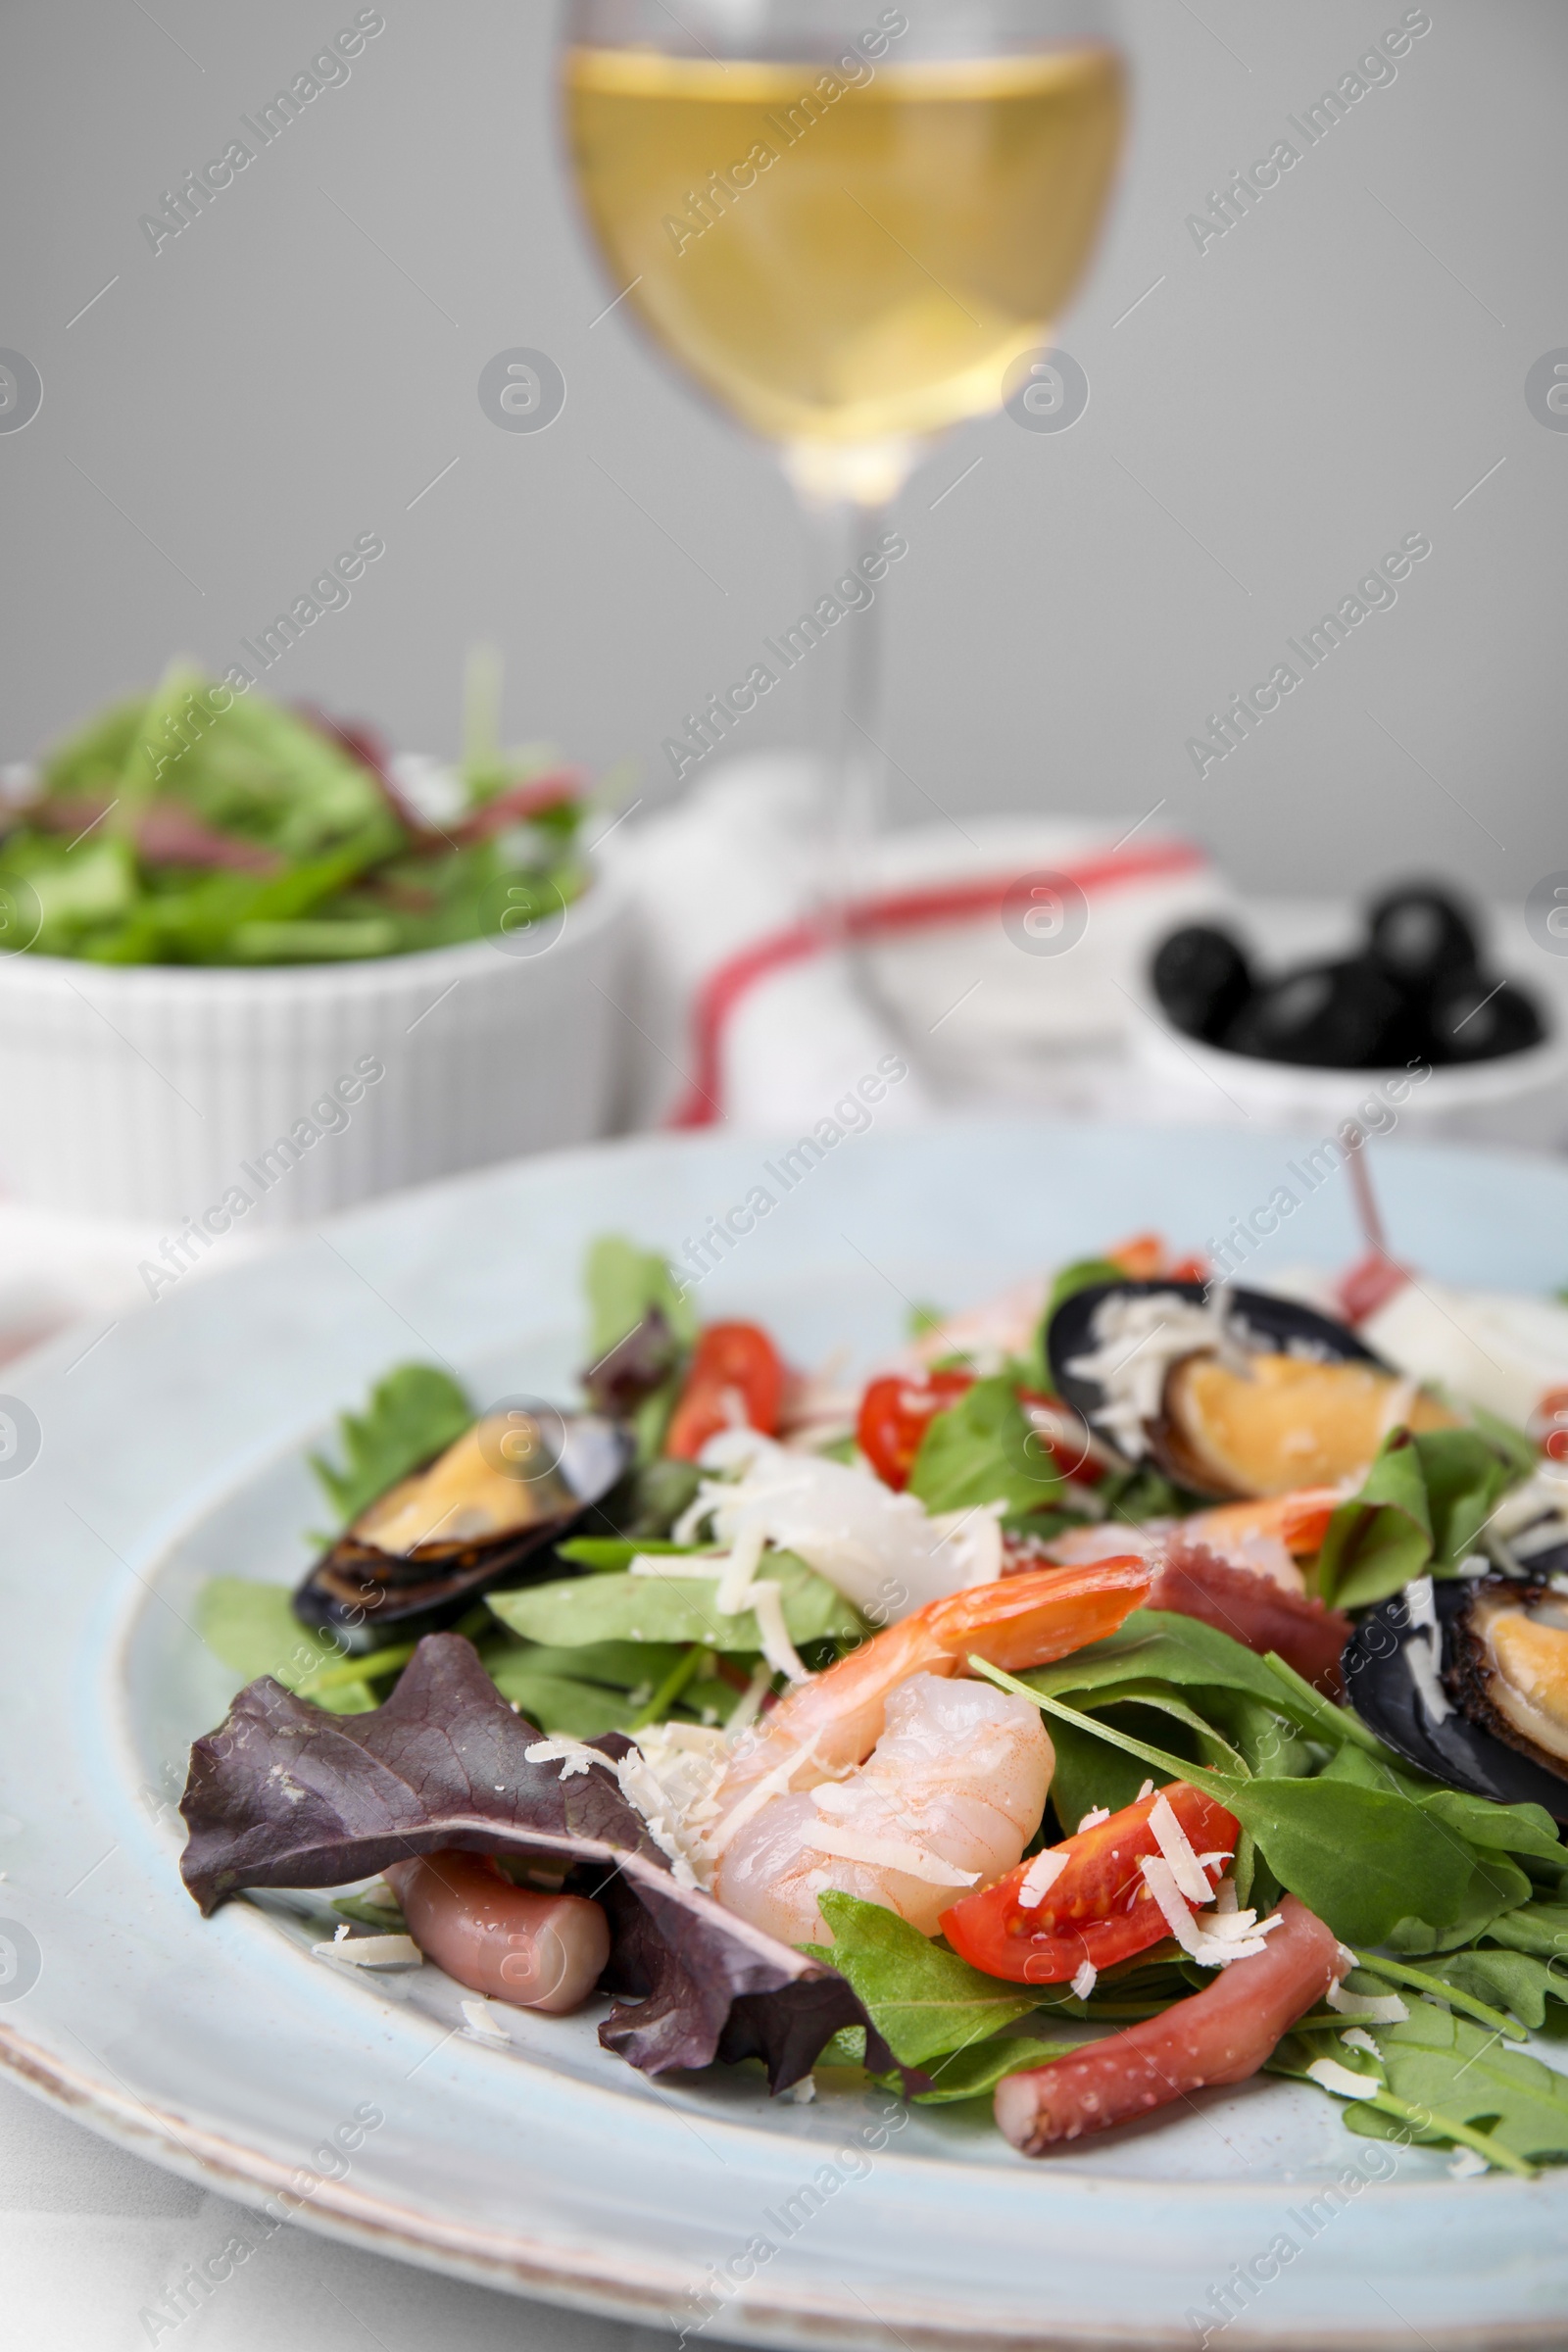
[1,0,1562,892]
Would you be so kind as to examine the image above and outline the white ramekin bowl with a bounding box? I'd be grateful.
[0,863,628,1227]
[1130,997,1568,1152]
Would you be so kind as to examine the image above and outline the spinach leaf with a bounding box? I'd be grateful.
[308,1363,474,1530]
[908,1375,1061,1514]
[480,1657,639,1739]
[487,1552,861,1652]
[1313,1427,1519,1610]
[198,1580,379,1714]
[801,1892,1041,2067]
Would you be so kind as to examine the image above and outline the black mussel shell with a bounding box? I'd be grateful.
[1344,1579,1568,1828]
[1365,883,1481,995]
[1150,925,1254,1045]
[1221,956,1417,1070]
[1046,1279,1383,1475]
[1429,975,1545,1065]
[294,1409,633,1648]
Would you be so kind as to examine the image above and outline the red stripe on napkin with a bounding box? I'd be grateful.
[667,840,1206,1129]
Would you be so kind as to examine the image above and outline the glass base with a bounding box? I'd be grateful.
[781,435,924,511]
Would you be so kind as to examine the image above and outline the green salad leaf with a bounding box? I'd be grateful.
[2,665,593,966]
[308,1363,474,1530]
[1312,1426,1521,1610]
[197,1580,382,1714]
[1361,2005,1568,2166]
[801,1893,1044,2068]
[908,1374,1061,1515]
[583,1236,698,1359]
[487,1551,861,1653]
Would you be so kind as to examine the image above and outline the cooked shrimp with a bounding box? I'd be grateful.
[716,1674,1053,1943]
[703,1559,1149,1936]
[708,1557,1151,1825]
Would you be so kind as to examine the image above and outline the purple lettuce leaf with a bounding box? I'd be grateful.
[178,1632,896,2089]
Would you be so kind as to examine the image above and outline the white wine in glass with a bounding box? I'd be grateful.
[561,0,1125,903]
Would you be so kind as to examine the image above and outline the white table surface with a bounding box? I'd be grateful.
[0,2067,669,2352]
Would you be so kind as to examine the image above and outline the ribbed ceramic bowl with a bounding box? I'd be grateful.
[0,866,628,1226]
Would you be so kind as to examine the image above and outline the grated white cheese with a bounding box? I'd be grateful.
[790,2074,816,2104]
[1326,1982,1409,2024]
[1401,1576,1451,1726]
[312,1933,422,1970]
[678,1429,1002,1619]
[1148,1792,1212,1905]
[524,1737,603,1780]
[1306,2056,1381,2101]
[1340,2028,1381,2059]
[1447,2145,1489,2180]
[460,1997,512,2043]
[724,1661,774,1734]
[1139,1857,1279,1966]
[1017,1848,1068,1909]
[1077,1806,1111,1833]
[1064,1292,1235,1457]
[744,1579,809,1684]
[805,1821,979,1887]
[1070,1959,1098,2001]
[1136,1780,1154,1802]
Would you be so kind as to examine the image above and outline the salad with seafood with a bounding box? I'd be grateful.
[182,1232,1568,2171]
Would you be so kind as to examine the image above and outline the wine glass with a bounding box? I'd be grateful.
[560,0,1126,927]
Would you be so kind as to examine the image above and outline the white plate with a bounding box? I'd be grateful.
[3,1120,1568,2350]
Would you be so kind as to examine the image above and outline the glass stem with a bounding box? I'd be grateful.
[797,492,890,947]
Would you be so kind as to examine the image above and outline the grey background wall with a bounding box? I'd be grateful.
[0,0,1561,895]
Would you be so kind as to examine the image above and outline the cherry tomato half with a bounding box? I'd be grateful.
[856,1369,975,1489]
[664,1322,785,1461]
[939,1782,1240,1984]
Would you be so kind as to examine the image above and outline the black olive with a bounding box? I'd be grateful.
[1221,955,1413,1068]
[1429,975,1545,1063]
[1365,883,1481,994]
[1150,924,1253,1042]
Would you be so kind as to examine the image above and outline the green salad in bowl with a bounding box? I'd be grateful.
[0,660,597,965]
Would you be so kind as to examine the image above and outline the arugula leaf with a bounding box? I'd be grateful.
[1375,2004,1568,2164]
[801,1892,1041,2067]
[1480,1898,1568,1958]
[1424,1946,1568,2033]
[908,1375,1061,1514]
[985,1668,1511,1948]
[583,1236,697,1359]
[1045,1258,1125,1322]
[197,1580,378,1714]
[487,1552,861,1653]
[906,2034,1084,2105]
[308,1364,475,1530]
[1313,1426,1519,1610]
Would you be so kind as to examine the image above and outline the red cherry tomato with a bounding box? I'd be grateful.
[939,1782,1240,1984]
[664,1323,785,1461]
[856,1369,975,1489]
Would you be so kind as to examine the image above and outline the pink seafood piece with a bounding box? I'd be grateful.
[386,1851,611,2014]
[1147,1545,1351,1697]
[995,1894,1348,2154]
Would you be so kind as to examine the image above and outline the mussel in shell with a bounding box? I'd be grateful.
[1448,1579,1568,1781]
[1344,1576,1568,1828]
[294,1407,632,1646]
[1048,1278,1456,1501]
